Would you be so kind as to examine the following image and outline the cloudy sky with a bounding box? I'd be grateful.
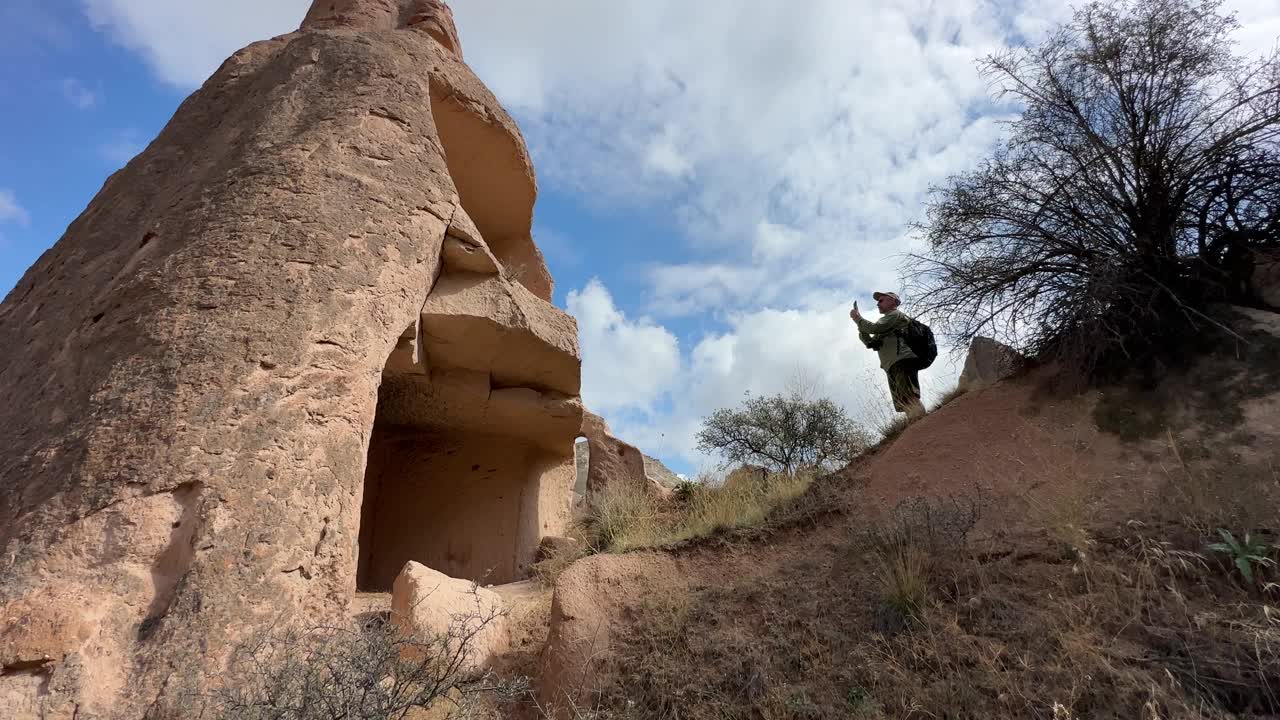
[1,1,1277,474]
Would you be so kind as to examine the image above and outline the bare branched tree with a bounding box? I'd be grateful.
[696,391,872,474]
[908,0,1280,380]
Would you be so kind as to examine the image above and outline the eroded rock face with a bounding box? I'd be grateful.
[577,411,671,500]
[0,2,576,715]
[1253,250,1280,310]
[390,561,508,677]
[302,0,464,59]
[539,553,686,714]
[958,336,1026,391]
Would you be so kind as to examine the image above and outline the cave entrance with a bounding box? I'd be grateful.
[355,422,537,591]
[353,329,563,592]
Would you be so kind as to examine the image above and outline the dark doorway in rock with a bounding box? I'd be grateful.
[353,326,567,592]
[355,421,543,591]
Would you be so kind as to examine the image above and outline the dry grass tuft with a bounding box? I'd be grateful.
[861,491,984,623]
[671,468,813,543]
[583,481,663,553]
[531,538,589,588]
[1022,460,1097,561]
[876,414,914,444]
[577,468,819,555]
[1162,429,1280,533]
[932,383,967,409]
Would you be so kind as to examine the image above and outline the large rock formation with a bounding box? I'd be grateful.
[0,2,580,716]
[574,434,683,497]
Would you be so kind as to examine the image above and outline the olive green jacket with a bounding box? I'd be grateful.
[856,310,916,370]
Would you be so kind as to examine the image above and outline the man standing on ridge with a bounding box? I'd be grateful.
[851,291,927,420]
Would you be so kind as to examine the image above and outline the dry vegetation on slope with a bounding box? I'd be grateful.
[550,443,1279,720]
[522,312,1280,720]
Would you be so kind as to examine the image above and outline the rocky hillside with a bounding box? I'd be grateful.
[534,306,1280,719]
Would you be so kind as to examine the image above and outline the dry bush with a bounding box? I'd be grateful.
[203,608,523,720]
[581,481,663,553]
[861,492,985,622]
[578,469,820,554]
[909,0,1280,383]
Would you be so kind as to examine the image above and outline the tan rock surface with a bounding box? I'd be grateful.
[1254,249,1280,309]
[390,561,508,677]
[0,1,579,715]
[578,411,671,499]
[957,336,1026,391]
[302,0,463,60]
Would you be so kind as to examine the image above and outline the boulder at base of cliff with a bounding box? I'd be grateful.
[391,562,509,678]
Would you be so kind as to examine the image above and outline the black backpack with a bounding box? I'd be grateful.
[899,317,938,369]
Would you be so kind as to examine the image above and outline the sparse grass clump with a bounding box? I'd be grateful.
[861,492,984,622]
[932,384,967,410]
[876,414,913,444]
[577,468,818,554]
[583,481,663,553]
[1022,461,1097,561]
[672,467,813,542]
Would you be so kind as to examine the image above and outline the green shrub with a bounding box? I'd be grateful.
[697,392,872,474]
[1207,529,1276,587]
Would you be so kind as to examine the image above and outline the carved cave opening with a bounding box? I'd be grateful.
[353,332,560,592]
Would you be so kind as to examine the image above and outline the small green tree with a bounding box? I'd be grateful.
[696,392,871,474]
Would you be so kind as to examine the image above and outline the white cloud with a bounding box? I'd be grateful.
[751,221,804,262]
[565,279,681,417]
[61,77,97,109]
[643,125,694,180]
[599,301,964,470]
[0,190,31,227]
[73,0,1280,469]
[80,0,308,88]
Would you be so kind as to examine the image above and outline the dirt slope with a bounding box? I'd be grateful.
[531,307,1280,720]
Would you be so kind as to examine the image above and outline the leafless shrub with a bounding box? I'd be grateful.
[908,0,1280,384]
[207,602,513,720]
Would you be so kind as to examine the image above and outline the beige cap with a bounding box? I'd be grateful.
[872,291,900,303]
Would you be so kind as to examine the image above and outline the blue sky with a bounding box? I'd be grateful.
[2,0,1277,475]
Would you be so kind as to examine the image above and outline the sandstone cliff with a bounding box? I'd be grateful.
[0,2,581,716]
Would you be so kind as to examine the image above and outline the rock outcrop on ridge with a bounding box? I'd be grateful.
[958,336,1026,391]
[0,1,580,716]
